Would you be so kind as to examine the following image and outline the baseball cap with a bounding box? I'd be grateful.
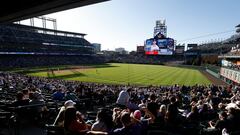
[133,110,141,120]
[64,100,76,108]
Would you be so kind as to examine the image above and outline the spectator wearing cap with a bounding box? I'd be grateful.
[130,110,145,135]
[54,100,76,127]
[113,112,142,135]
[131,109,154,134]
[131,110,142,122]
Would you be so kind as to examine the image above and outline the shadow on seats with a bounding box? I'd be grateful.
[45,124,64,135]
[147,130,181,135]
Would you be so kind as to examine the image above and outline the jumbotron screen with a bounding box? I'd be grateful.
[145,38,174,55]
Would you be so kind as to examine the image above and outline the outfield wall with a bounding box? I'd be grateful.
[206,69,220,78]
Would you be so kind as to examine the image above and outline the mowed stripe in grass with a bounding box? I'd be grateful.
[26,63,211,86]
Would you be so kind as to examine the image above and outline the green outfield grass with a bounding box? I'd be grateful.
[20,63,211,86]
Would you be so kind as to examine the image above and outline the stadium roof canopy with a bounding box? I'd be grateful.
[0,0,109,23]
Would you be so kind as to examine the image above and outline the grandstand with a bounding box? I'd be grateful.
[0,23,93,54]
[184,24,240,66]
[1,1,240,135]
[184,24,240,86]
[0,20,239,135]
[218,43,240,84]
[0,23,108,68]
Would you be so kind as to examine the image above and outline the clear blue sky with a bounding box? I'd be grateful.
[22,0,240,51]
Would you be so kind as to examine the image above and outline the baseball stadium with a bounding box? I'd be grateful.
[0,0,240,135]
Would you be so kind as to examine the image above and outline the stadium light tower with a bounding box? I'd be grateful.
[35,16,57,31]
[17,16,57,34]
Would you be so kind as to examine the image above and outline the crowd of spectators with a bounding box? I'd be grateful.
[0,55,106,68]
[187,42,239,55]
[105,53,184,65]
[0,53,185,69]
[1,72,240,135]
[226,64,240,71]
[0,43,93,54]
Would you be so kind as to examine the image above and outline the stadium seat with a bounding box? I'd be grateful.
[147,130,181,135]
[45,124,64,135]
[230,130,240,135]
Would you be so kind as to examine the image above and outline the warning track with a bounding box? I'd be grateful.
[200,70,227,86]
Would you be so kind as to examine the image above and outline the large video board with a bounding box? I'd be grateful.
[144,37,174,55]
